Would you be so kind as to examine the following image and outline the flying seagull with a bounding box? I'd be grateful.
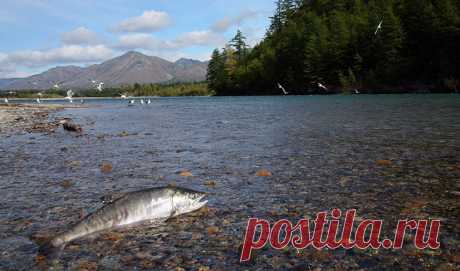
[375,20,383,35]
[96,82,104,92]
[277,83,289,95]
[318,82,328,91]
[51,81,62,90]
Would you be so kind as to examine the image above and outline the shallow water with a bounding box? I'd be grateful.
[1,95,459,270]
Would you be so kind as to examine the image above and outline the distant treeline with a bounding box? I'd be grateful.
[207,0,460,95]
[120,82,211,97]
[0,82,211,98]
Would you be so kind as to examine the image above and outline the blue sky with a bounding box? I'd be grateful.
[0,0,274,78]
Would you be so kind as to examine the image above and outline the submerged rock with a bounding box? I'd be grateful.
[62,121,83,132]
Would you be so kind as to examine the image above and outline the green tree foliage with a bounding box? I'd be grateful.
[207,0,460,95]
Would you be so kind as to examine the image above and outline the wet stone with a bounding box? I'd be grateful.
[0,236,38,270]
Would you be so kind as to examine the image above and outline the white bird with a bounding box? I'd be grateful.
[51,81,61,89]
[140,99,145,104]
[147,99,151,104]
[354,89,360,94]
[318,82,328,91]
[120,94,127,99]
[375,20,383,35]
[8,91,16,95]
[66,89,74,103]
[96,82,104,92]
[4,98,8,103]
[91,80,97,84]
[277,83,288,95]
[80,99,85,104]
[129,99,135,104]
[36,98,41,104]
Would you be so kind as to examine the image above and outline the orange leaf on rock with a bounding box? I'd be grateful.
[101,162,113,173]
[376,160,393,166]
[207,226,219,235]
[179,170,193,177]
[35,255,47,265]
[78,261,97,271]
[141,260,155,269]
[60,180,73,189]
[256,169,272,177]
[101,232,123,242]
[204,180,217,187]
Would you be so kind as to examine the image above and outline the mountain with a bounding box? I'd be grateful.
[1,51,208,90]
[171,58,209,83]
[3,66,84,90]
[0,78,19,89]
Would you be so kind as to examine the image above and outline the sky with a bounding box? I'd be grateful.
[0,0,274,79]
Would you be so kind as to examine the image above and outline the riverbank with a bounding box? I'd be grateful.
[0,104,86,135]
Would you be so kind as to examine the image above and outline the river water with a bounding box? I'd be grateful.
[1,95,459,270]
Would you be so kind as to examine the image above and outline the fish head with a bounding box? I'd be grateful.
[170,187,208,216]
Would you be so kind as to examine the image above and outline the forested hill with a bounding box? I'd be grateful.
[207,0,460,95]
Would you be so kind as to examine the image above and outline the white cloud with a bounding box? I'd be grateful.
[2,45,114,68]
[211,10,259,32]
[114,10,172,33]
[174,31,225,48]
[0,68,34,79]
[61,27,102,45]
[115,31,225,51]
[0,56,34,78]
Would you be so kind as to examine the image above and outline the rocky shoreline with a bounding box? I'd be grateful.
[0,104,87,135]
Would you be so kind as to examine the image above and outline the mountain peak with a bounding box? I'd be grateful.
[122,51,148,58]
[175,58,202,66]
